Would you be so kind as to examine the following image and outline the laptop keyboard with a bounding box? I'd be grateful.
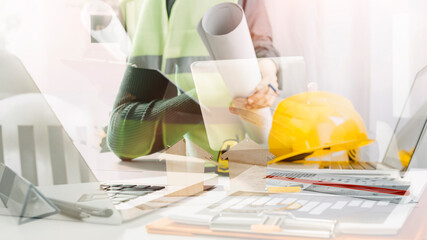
[311,161,377,170]
[100,184,165,205]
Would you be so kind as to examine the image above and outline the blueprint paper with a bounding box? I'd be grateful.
[197,2,272,145]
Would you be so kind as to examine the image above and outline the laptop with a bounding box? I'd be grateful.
[185,139,421,235]
[191,58,427,176]
[166,146,420,236]
[0,51,216,224]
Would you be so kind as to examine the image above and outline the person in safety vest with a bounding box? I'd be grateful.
[107,0,280,165]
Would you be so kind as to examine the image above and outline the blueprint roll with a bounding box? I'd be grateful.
[197,2,272,145]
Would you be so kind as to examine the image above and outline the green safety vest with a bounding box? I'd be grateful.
[119,0,238,161]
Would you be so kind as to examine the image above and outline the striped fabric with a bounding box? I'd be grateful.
[0,125,93,186]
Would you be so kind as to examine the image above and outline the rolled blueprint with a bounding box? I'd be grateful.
[197,2,272,145]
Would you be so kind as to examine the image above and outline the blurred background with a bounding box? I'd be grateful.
[1,0,427,166]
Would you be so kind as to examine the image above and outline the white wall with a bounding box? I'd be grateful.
[2,0,427,164]
[265,0,427,161]
[1,0,127,149]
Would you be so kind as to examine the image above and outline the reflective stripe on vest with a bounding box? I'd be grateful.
[129,55,212,75]
[164,56,211,74]
[128,55,163,70]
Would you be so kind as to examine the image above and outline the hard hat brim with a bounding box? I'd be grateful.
[268,139,374,165]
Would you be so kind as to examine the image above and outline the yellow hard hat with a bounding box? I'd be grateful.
[268,91,374,164]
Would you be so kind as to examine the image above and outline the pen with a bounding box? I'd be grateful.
[50,198,114,219]
[50,198,90,219]
[268,83,279,95]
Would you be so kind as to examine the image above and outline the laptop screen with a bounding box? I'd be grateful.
[0,50,98,186]
[383,65,427,170]
[0,50,125,224]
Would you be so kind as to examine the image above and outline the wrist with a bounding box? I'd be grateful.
[258,59,277,77]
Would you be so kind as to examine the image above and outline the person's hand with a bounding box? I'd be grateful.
[229,98,266,126]
[229,59,278,125]
[247,58,279,109]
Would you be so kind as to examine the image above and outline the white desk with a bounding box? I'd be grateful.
[0,150,234,240]
[0,177,233,240]
[1,166,427,240]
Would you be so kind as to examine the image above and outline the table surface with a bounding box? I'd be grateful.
[2,152,427,240]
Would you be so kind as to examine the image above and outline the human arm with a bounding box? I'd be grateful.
[244,0,279,106]
[230,0,280,124]
[241,0,279,59]
[107,67,202,160]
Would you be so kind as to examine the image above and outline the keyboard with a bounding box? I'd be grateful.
[316,160,377,170]
[274,150,379,170]
[266,170,411,203]
[100,184,165,205]
[275,160,378,170]
[200,191,400,223]
[316,149,378,170]
[99,184,216,206]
